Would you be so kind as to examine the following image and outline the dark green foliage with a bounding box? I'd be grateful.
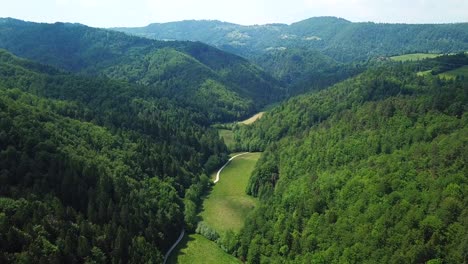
[252,48,364,95]
[195,221,220,241]
[0,19,284,122]
[420,53,468,75]
[233,56,468,262]
[0,50,228,263]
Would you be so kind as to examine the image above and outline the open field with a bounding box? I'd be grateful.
[390,53,441,62]
[218,129,235,150]
[240,112,265,124]
[416,70,432,76]
[168,234,240,264]
[202,152,261,234]
[438,65,468,79]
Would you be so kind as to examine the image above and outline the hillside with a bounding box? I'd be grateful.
[0,18,284,122]
[115,17,468,62]
[252,48,362,95]
[114,17,467,94]
[0,50,230,263]
[229,55,468,263]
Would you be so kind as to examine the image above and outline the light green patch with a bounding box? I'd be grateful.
[202,152,261,234]
[390,53,441,62]
[416,70,432,77]
[218,129,235,150]
[438,65,468,80]
[169,234,240,264]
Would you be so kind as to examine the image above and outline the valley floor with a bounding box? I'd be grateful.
[169,152,261,263]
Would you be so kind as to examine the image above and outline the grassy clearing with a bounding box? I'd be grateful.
[240,112,264,125]
[390,53,440,62]
[202,152,261,234]
[168,234,240,264]
[416,70,432,76]
[218,129,235,150]
[438,65,468,79]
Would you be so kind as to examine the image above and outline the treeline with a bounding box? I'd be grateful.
[414,53,468,75]
[0,50,228,263]
[229,56,467,262]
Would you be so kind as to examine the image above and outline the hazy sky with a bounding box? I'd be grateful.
[1,0,467,27]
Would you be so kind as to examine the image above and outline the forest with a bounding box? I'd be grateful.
[115,17,468,62]
[116,17,468,95]
[229,54,468,263]
[0,18,284,122]
[0,49,229,263]
[0,15,467,264]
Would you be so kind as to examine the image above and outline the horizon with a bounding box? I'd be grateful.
[1,0,467,28]
[2,16,468,29]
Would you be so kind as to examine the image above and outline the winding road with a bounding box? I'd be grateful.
[214,152,249,183]
[163,229,185,264]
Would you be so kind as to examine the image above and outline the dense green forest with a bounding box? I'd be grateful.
[226,55,468,263]
[251,48,364,95]
[0,49,230,262]
[0,15,467,264]
[115,17,468,95]
[0,18,284,122]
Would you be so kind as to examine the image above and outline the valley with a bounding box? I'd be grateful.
[0,12,466,264]
[169,152,261,263]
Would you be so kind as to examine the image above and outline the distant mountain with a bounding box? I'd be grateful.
[114,17,468,95]
[114,17,468,62]
[0,18,284,122]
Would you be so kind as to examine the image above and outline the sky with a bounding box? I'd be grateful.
[1,0,467,28]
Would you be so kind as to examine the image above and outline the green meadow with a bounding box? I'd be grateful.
[390,53,441,62]
[168,234,240,264]
[201,152,260,234]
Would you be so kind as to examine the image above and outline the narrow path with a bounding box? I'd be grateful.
[163,229,185,264]
[214,152,249,183]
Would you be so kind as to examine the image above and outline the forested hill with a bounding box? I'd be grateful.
[114,17,468,62]
[114,17,467,95]
[0,18,284,122]
[0,48,231,262]
[230,55,467,263]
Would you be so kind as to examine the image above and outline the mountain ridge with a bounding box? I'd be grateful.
[114,16,468,62]
[0,18,285,122]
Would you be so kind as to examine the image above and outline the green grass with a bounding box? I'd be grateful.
[416,70,432,76]
[168,234,240,264]
[438,65,468,79]
[170,153,260,263]
[218,129,235,150]
[201,152,261,234]
[390,53,441,62]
